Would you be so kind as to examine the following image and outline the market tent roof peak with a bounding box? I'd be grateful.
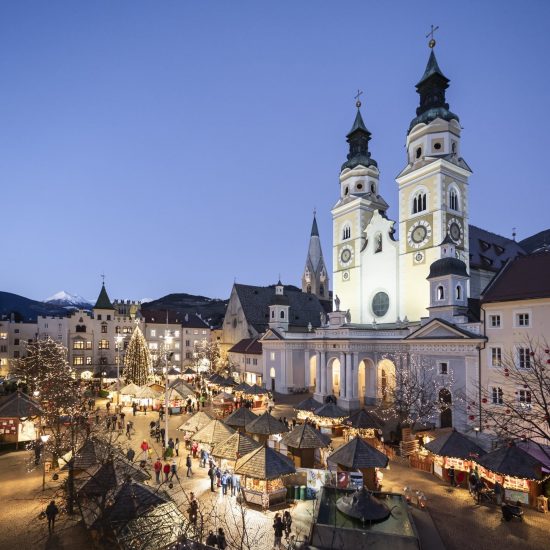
[312,402,347,419]
[424,429,486,460]
[344,408,385,430]
[475,442,544,480]
[224,406,259,428]
[246,411,288,435]
[328,436,389,469]
[0,390,44,418]
[294,396,323,412]
[191,418,236,446]
[120,383,141,396]
[282,422,331,449]
[211,431,261,461]
[177,410,215,433]
[234,443,296,480]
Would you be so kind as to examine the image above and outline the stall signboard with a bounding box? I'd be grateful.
[445,457,466,470]
[505,489,529,505]
[504,476,529,491]
[434,463,443,478]
[477,466,496,483]
[337,472,349,489]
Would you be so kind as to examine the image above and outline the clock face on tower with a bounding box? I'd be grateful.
[339,245,353,267]
[407,219,432,249]
[447,217,463,246]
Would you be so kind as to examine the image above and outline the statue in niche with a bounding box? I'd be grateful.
[320,311,326,326]
[375,232,383,253]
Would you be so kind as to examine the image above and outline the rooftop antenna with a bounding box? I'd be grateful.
[426,24,439,48]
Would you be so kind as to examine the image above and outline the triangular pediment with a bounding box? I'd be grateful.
[259,328,284,341]
[406,318,476,340]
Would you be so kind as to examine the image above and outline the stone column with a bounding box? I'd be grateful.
[346,353,353,399]
[320,352,327,394]
[304,349,310,389]
[339,352,346,398]
[352,353,359,399]
[315,351,321,394]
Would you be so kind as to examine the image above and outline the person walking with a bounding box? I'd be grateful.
[221,471,228,495]
[448,466,456,487]
[494,479,503,505]
[273,513,284,549]
[206,531,217,546]
[175,438,180,457]
[216,527,227,549]
[170,459,180,482]
[106,401,111,413]
[283,510,292,540]
[154,458,162,484]
[186,454,193,477]
[208,465,216,492]
[126,448,135,462]
[231,472,240,496]
[45,500,59,534]
[163,462,171,483]
[132,402,137,416]
[188,492,198,528]
[168,437,175,451]
[200,448,206,468]
[215,466,221,488]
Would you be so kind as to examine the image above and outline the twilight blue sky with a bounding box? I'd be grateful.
[1,1,549,302]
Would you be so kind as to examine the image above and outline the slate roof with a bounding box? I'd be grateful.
[0,391,43,418]
[233,382,252,393]
[66,437,128,471]
[294,396,323,412]
[94,284,114,310]
[469,225,525,273]
[211,431,261,460]
[141,309,211,328]
[243,384,267,396]
[233,283,326,333]
[327,436,389,469]
[424,430,485,460]
[246,411,288,435]
[177,410,215,433]
[224,406,258,428]
[282,423,331,449]
[476,443,544,480]
[312,402,347,419]
[481,251,550,303]
[234,444,296,480]
[345,409,384,430]
[77,459,149,497]
[519,228,550,253]
[427,257,469,279]
[191,419,235,446]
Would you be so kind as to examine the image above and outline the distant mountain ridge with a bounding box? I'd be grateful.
[45,291,92,309]
[0,291,68,322]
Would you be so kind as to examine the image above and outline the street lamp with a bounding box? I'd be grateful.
[40,433,50,491]
[115,334,124,406]
[270,367,276,394]
[161,332,173,449]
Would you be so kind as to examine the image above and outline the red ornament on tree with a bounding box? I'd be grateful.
[469,415,475,421]
[482,398,487,403]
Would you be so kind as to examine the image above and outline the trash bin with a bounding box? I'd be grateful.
[300,485,306,500]
[294,486,300,501]
[287,486,294,500]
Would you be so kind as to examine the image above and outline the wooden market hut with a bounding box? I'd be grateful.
[294,396,322,421]
[211,431,261,470]
[233,382,252,393]
[475,443,546,507]
[224,406,258,432]
[242,384,267,409]
[177,410,215,435]
[327,436,389,491]
[424,429,486,485]
[246,411,288,445]
[310,402,347,435]
[282,423,331,468]
[119,383,140,396]
[235,444,296,509]
[344,409,384,441]
[0,391,43,446]
[191,419,235,451]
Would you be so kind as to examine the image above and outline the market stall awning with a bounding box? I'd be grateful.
[120,383,141,396]
[177,410,215,433]
[213,391,234,402]
[246,411,288,436]
[191,419,236,446]
[312,402,347,419]
[475,443,544,480]
[327,436,389,469]
[135,386,162,399]
[212,431,261,461]
[208,373,225,384]
[516,440,550,474]
[424,429,486,460]
[218,376,236,387]
[0,390,43,418]
[166,367,181,376]
[233,382,252,393]
[282,423,331,449]
[224,406,258,429]
[182,367,196,375]
[344,409,384,430]
[235,444,296,480]
[294,396,322,412]
[244,384,266,396]
[168,380,195,398]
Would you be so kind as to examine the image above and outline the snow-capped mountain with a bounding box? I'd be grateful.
[45,291,92,309]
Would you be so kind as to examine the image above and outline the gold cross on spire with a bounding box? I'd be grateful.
[426,24,439,48]
[354,89,363,108]
[100,272,106,284]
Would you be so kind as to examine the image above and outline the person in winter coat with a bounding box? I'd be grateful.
[205,531,217,546]
[45,500,59,533]
[170,460,180,481]
[216,527,227,549]
[153,458,162,484]
[221,472,228,495]
[163,462,171,482]
[208,466,216,492]
[283,510,292,539]
[186,454,193,477]
[273,513,284,549]
[215,466,221,487]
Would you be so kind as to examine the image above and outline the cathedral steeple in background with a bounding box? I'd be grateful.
[302,211,329,301]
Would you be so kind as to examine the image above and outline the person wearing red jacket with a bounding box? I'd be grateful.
[163,462,171,482]
[153,458,162,484]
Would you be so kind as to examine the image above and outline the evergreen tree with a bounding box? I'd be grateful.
[123,325,152,385]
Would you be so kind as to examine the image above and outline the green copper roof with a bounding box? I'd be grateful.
[416,50,448,87]
[341,108,377,171]
[347,109,371,138]
[94,283,114,310]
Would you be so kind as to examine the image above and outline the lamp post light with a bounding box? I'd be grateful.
[161,332,173,449]
[41,433,50,491]
[115,334,123,406]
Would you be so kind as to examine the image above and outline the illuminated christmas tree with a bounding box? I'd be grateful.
[123,325,152,385]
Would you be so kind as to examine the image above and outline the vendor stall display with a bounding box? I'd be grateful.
[0,390,43,446]
[327,436,388,491]
[233,382,252,393]
[224,407,258,432]
[212,391,235,416]
[242,384,267,409]
[424,429,486,485]
[211,431,261,470]
[282,422,331,468]
[310,403,347,435]
[246,411,288,444]
[475,442,546,506]
[234,444,296,509]
[343,409,384,441]
[191,419,235,449]
[294,396,323,421]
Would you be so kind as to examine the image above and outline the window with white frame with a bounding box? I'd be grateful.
[490,347,502,367]
[342,224,351,241]
[518,347,531,369]
[491,386,503,405]
[518,389,531,407]
[449,188,459,211]
[489,314,501,328]
[150,329,156,337]
[412,190,427,214]
[270,352,275,360]
[439,362,449,375]
[516,313,530,327]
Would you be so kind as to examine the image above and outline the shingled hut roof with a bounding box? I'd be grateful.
[0,391,43,418]
[243,384,266,396]
[235,444,296,480]
[344,409,384,430]
[191,419,235,446]
[211,431,261,461]
[177,410,215,433]
[120,383,141,396]
[476,443,544,480]
[234,382,252,392]
[282,423,331,449]
[424,429,486,460]
[224,406,258,429]
[294,396,323,412]
[328,436,389,469]
[312,402,347,419]
[246,411,288,435]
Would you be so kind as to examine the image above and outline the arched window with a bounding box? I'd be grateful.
[271,310,275,319]
[370,182,376,193]
[456,285,462,300]
[415,146,422,159]
[412,191,427,214]
[280,310,285,319]
[342,224,351,240]
[449,188,459,211]
[306,285,311,294]
[437,286,445,300]
[319,284,325,295]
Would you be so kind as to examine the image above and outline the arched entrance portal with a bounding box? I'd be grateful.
[357,361,367,404]
[377,359,396,404]
[328,358,341,397]
[308,355,317,391]
[439,389,452,428]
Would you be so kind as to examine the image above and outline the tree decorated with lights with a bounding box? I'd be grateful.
[123,324,153,385]
[193,339,221,373]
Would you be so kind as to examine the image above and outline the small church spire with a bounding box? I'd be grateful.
[311,211,319,237]
[302,211,329,301]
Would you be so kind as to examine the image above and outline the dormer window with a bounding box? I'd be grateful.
[412,191,427,214]
[271,310,275,319]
